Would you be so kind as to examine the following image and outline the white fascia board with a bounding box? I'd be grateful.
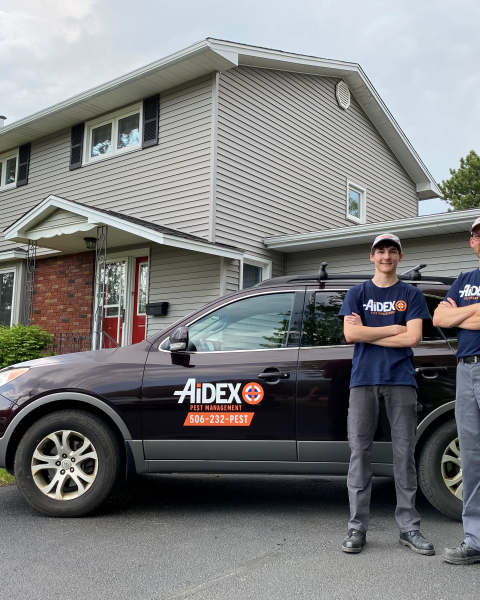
[0,250,27,262]
[0,41,238,153]
[264,209,480,252]
[5,195,244,260]
[208,39,440,198]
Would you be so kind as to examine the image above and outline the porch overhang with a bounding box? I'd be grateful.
[264,209,480,253]
[4,195,244,260]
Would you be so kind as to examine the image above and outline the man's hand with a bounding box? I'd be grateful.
[433,297,480,328]
[345,312,362,326]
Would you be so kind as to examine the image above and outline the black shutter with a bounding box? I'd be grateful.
[16,143,31,186]
[69,123,85,170]
[142,94,159,149]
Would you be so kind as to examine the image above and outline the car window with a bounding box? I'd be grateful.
[186,293,295,352]
[301,291,348,347]
[422,294,457,340]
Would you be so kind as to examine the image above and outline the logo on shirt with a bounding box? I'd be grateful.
[459,285,480,300]
[363,299,407,315]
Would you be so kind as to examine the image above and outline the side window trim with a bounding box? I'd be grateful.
[160,290,305,354]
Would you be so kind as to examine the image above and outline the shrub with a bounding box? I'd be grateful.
[0,324,52,369]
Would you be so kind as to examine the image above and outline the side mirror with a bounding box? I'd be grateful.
[170,326,189,352]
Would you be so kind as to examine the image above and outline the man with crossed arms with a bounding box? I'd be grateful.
[434,217,480,566]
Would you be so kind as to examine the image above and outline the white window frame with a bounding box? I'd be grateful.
[0,149,19,191]
[0,265,17,327]
[83,103,142,166]
[241,255,272,290]
[346,180,367,224]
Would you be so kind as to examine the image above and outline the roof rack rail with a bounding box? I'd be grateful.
[255,262,456,288]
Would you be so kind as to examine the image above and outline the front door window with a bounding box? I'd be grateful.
[132,257,149,344]
[102,261,125,346]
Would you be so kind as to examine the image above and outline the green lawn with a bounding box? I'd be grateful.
[0,468,15,486]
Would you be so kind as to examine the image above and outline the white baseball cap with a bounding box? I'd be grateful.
[470,217,480,234]
[371,233,402,252]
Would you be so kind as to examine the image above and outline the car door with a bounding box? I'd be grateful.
[414,288,458,421]
[296,287,395,466]
[142,289,304,462]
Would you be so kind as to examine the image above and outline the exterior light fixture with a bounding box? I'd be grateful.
[84,237,97,250]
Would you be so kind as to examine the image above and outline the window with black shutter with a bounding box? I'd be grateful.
[0,149,19,190]
[142,94,159,149]
[16,143,31,186]
[69,123,85,170]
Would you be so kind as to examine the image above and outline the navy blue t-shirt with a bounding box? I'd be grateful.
[445,269,480,358]
[338,280,430,388]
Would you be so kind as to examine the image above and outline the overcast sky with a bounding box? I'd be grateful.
[1,0,478,215]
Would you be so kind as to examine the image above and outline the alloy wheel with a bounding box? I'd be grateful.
[441,438,463,500]
[31,430,98,501]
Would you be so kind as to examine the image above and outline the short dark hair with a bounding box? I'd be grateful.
[371,240,401,254]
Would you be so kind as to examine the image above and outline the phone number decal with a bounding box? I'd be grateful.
[183,412,254,426]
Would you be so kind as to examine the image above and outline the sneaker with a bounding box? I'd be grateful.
[399,530,435,555]
[443,542,480,565]
[342,529,366,553]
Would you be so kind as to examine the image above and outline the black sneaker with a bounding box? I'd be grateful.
[443,542,480,565]
[342,529,366,553]
[399,530,435,555]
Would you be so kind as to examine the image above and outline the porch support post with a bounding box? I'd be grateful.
[93,225,108,349]
[24,240,37,325]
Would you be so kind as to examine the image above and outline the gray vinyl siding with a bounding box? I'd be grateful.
[0,77,213,252]
[28,209,88,232]
[286,233,477,280]
[215,67,418,261]
[147,245,221,335]
[226,259,240,294]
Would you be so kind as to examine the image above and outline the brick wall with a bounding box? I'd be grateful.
[32,251,95,334]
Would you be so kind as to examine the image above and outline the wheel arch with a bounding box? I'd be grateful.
[415,401,456,457]
[1,392,132,474]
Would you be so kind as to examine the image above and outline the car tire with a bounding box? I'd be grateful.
[418,418,462,521]
[14,409,122,517]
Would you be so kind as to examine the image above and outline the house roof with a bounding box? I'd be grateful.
[264,209,480,252]
[0,39,440,199]
[4,195,244,260]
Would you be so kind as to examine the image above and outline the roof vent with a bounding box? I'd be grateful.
[336,81,350,110]
[0,116,6,128]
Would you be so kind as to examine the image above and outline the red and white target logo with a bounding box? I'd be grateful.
[242,382,264,404]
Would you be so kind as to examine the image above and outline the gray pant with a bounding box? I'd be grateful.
[347,385,420,533]
[456,362,480,552]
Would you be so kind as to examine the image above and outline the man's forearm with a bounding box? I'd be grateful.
[345,325,399,344]
[458,314,480,331]
[370,332,420,348]
[433,303,480,328]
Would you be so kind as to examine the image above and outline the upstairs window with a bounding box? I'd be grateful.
[0,150,18,190]
[346,181,366,224]
[84,104,142,164]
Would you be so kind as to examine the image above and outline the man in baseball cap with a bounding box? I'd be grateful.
[338,233,434,555]
[434,217,480,565]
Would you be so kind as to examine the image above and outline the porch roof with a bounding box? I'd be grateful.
[4,195,244,260]
[264,209,480,253]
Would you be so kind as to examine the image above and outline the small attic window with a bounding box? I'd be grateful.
[336,81,351,110]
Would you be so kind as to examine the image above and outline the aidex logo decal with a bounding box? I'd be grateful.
[363,299,407,313]
[175,379,264,427]
[460,285,480,299]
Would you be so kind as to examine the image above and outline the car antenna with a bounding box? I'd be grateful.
[400,264,427,280]
[318,262,328,282]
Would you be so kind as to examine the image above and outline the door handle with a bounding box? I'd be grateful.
[258,371,290,380]
[415,366,448,379]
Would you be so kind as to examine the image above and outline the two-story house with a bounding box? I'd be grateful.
[0,38,477,348]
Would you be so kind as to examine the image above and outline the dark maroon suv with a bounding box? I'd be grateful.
[0,268,461,518]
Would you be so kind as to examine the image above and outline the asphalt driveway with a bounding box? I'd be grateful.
[1,474,478,600]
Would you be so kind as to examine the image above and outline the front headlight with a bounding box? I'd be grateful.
[0,368,30,388]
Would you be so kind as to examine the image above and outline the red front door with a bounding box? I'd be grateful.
[132,256,148,344]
